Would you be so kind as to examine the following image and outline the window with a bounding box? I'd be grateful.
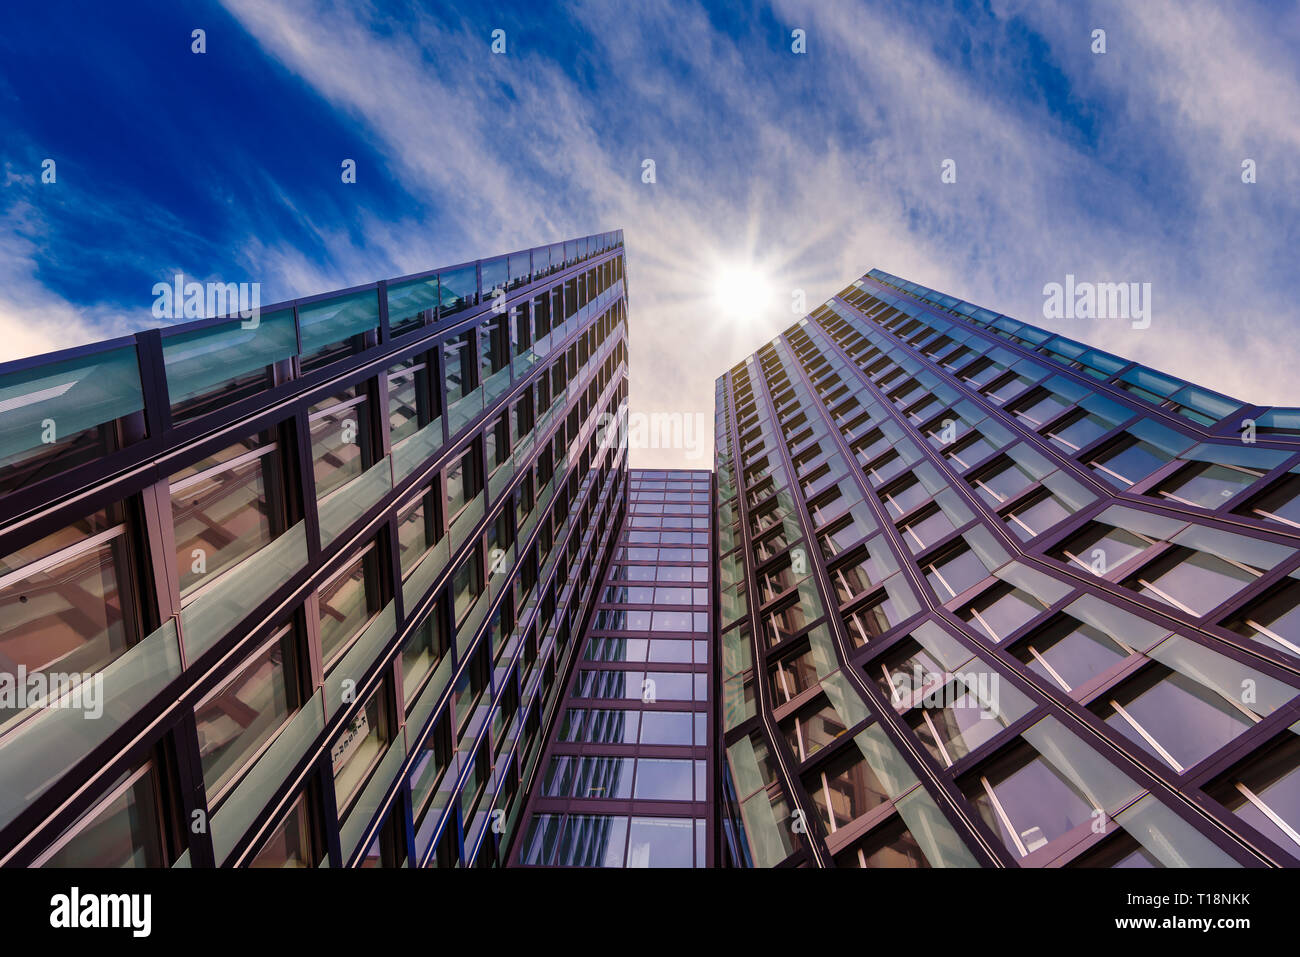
[360,809,405,868]
[966,746,1098,859]
[924,546,989,601]
[626,817,697,867]
[164,311,294,422]
[0,507,142,731]
[37,759,175,867]
[317,545,383,671]
[195,624,302,801]
[0,348,144,499]
[330,680,392,815]
[763,597,814,648]
[1094,665,1258,773]
[481,315,510,383]
[844,585,916,646]
[438,264,477,316]
[970,457,1036,507]
[532,292,551,340]
[1045,408,1116,453]
[546,755,633,799]
[387,354,437,445]
[807,747,890,833]
[633,759,699,801]
[444,442,482,525]
[249,788,323,868]
[1051,522,1154,577]
[401,606,449,710]
[1221,579,1300,659]
[487,413,510,475]
[1011,617,1134,693]
[385,275,438,337]
[640,710,698,746]
[169,436,286,598]
[309,387,372,500]
[298,290,379,371]
[1154,460,1264,509]
[396,484,442,581]
[1207,735,1300,853]
[782,697,849,762]
[836,817,931,868]
[899,506,958,553]
[1123,547,1259,617]
[1009,389,1070,429]
[1003,488,1072,540]
[410,716,452,844]
[874,636,1027,767]
[769,643,822,705]
[451,545,485,627]
[451,645,490,736]
[519,813,562,865]
[1239,473,1300,530]
[443,330,478,406]
[521,813,630,867]
[940,432,998,472]
[961,582,1050,643]
[1088,435,1174,488]
[587,708,640,743]
[881,478,929,517]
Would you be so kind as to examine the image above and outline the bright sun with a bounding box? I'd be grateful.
[713,264,773,321]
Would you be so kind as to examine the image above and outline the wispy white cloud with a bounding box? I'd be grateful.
[4,0,1298,469]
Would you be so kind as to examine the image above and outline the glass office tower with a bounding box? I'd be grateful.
[715,269,1300,868]
[512,468,715,867]
[0,230,629,868]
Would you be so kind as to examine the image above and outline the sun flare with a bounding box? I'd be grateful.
[713,264,773,322]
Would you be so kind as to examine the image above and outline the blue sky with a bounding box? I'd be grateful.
[2,0,1298,467]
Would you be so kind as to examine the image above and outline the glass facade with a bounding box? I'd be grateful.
[513,469,714,867]
[715,270,1300,868]
[6,245,1300,872]
[0,230,629,867]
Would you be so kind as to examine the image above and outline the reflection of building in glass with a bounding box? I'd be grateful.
[0,232,629,867]
[714,269,1300,868]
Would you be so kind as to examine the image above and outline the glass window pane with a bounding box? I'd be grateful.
[310,391,370,499]
[330,684,390,812]
[164,311,295,419]
[195,629,299,797]
[318,547,381,668]
[0,512,136,730]
[39,763,168,867]
[171,444,280,596]
[626,817,694,867]
[249,789,322,868]
[0,346,144,493]
[298,290,379,367]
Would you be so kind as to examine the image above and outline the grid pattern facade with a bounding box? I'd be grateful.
[511,468,715,867]
[0,230,629,868]
[716,270,1300,868]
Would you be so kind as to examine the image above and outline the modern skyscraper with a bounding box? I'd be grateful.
[0,230,629,868]
[714,269,1300,868]
[512,468,715,867]
[5,247,1300,871]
